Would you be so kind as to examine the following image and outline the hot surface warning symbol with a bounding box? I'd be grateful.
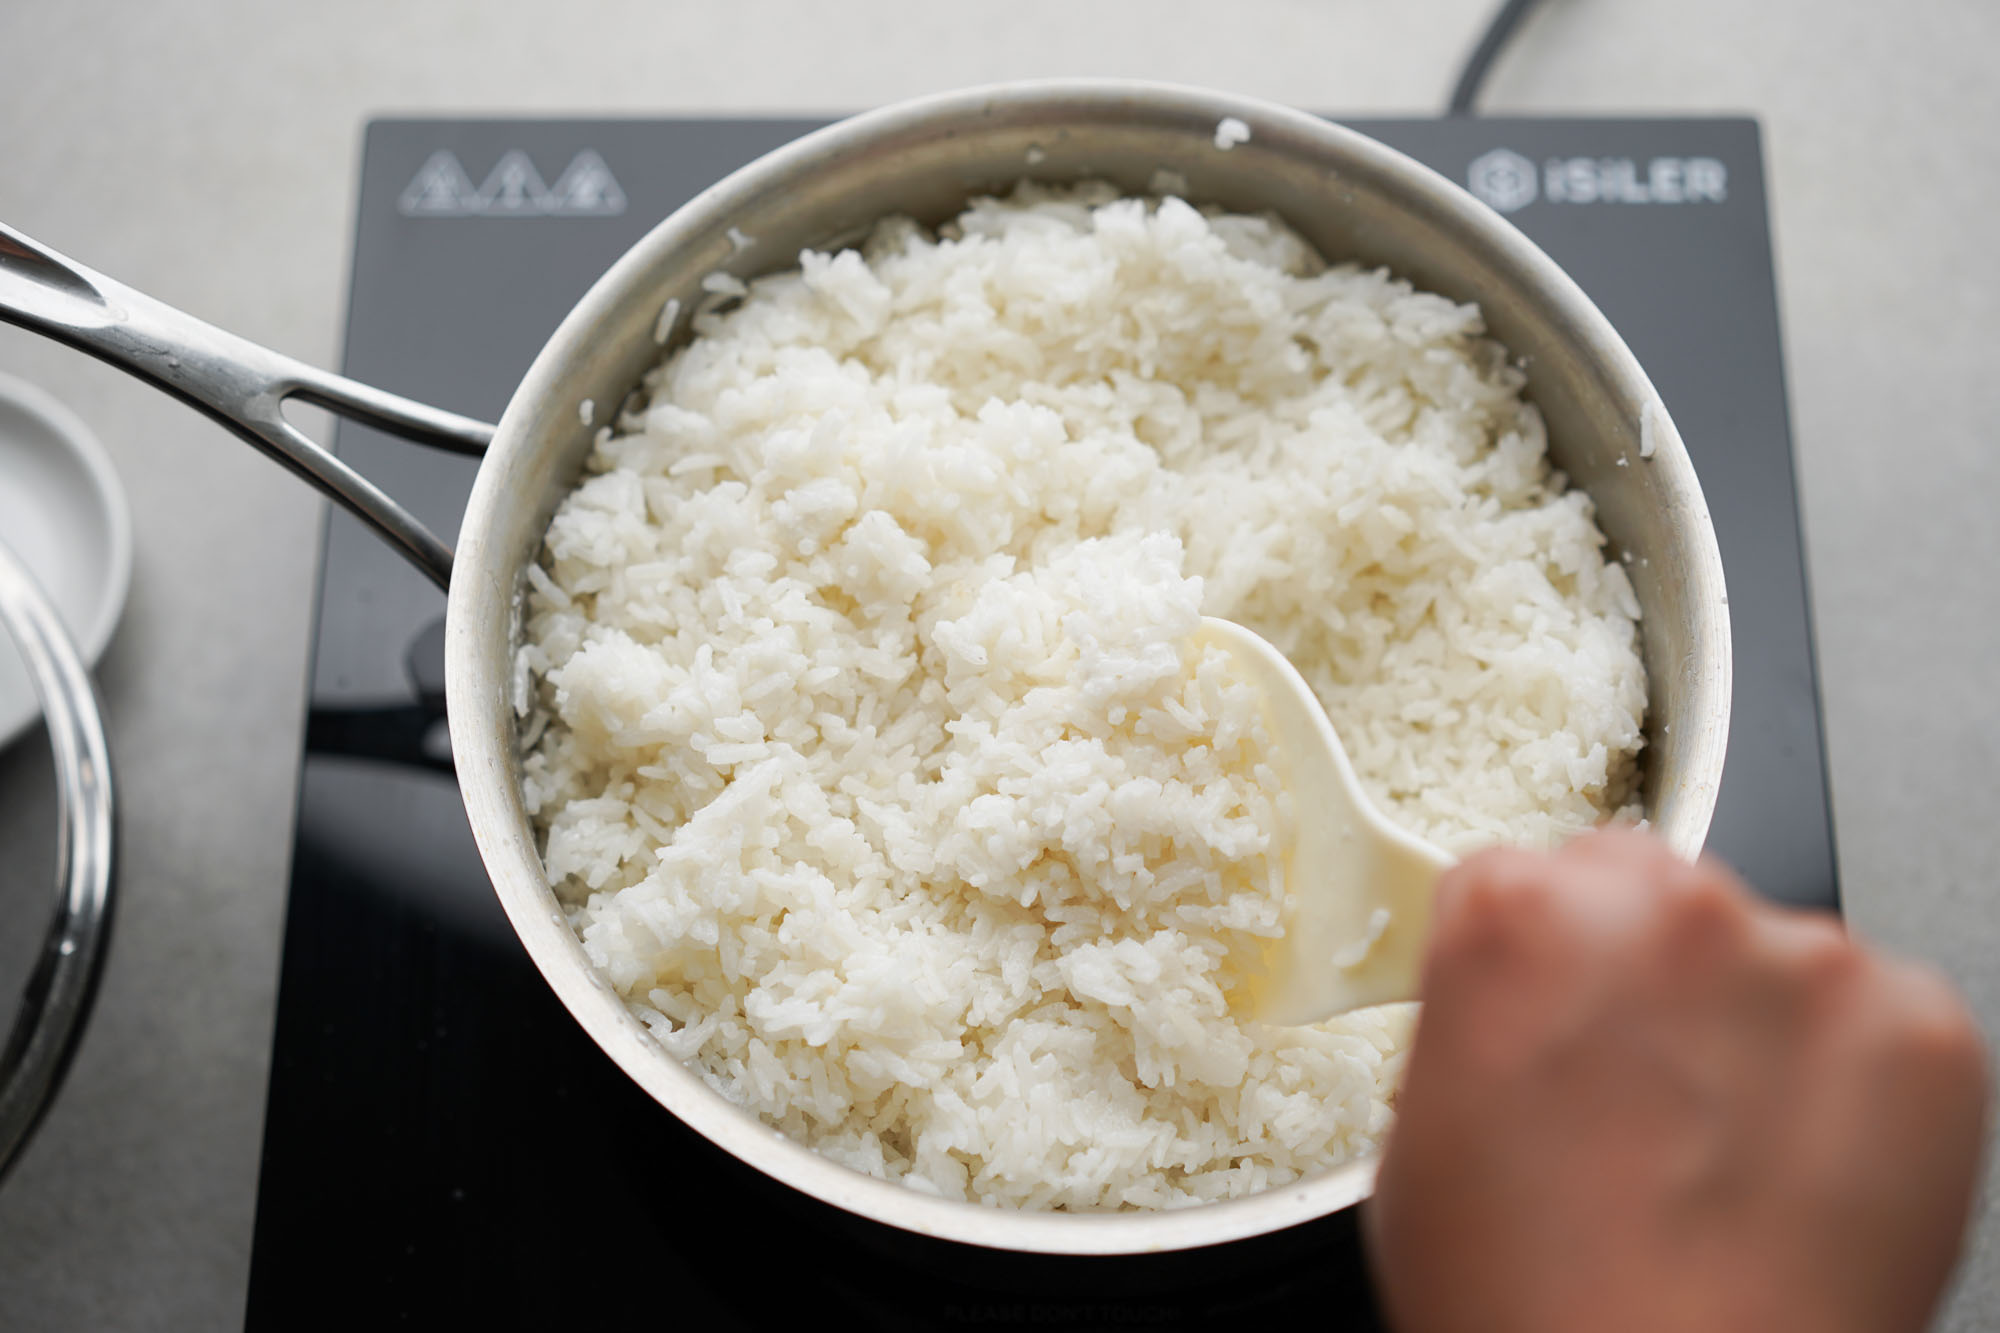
[398,149,627,218]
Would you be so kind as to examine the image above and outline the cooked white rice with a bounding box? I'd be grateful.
[517,184,1646,1210]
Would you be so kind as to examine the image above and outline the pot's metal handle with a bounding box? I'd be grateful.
[0,536,116,1185]
[0,225,497,592]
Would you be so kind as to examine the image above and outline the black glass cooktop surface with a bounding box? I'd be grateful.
[244,116,1837,1329]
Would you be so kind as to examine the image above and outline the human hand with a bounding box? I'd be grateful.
[1367,830,1988,1333]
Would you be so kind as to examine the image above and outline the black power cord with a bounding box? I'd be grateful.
[1446,0,1549,115]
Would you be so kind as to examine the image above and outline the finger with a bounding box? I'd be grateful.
[1557,825,1688,879]
[1419,847,1553,1006]
[1430,846,1550,935]
[1558,832,1765,948]
[1873,956,1991,1096]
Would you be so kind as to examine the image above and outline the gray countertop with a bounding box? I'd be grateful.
[1,1,1994,1327]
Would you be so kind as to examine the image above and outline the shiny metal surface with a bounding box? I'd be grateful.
[450,81,1732,1254]
[0,225,493,591]
[0,79,1732,1253]
[0,536,117,1184]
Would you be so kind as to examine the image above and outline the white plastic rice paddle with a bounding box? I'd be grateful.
[1194,617,1455,1026]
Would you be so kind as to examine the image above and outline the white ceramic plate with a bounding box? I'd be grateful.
[0,372,131,750]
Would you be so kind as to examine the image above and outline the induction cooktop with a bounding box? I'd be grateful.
[244,116,1837,1329]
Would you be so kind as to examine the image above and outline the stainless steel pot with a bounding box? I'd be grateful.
[0,80,1730,1254]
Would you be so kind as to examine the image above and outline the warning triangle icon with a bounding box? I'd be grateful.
[545,151,627,217]
[396,147,628,218]
[476,150,550,215]
[398,150,479,216]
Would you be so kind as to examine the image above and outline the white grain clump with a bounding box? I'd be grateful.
[701,271,748,298]
[519,185,1646,1210]
[653,296,682,345]
[1214,116,1252,150]
[1640,398,1668,458]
